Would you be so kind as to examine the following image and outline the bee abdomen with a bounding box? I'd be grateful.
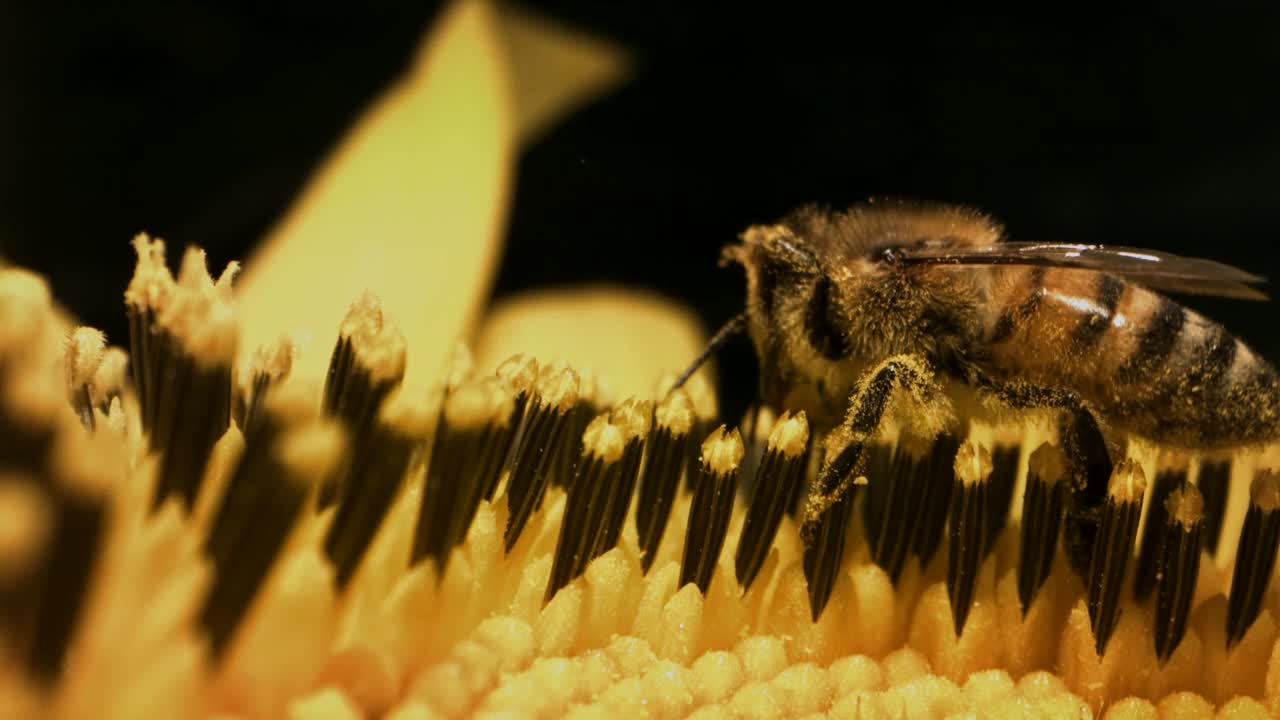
[1072,274,1125,351]
[1113,295,1185,384]
[1127,317,1280,447]
[986,267,1280,448]
[988,267,1046,344]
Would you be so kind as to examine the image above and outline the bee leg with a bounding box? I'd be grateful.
[977,380,1114,580]
[801,357,928,621]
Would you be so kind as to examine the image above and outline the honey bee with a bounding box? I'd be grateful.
[696,199,1280,452]
[669,198,1280,620]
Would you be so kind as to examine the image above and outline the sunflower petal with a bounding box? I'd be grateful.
[495,5,631,146]
[474,286,712,403]
[235,0,515,386]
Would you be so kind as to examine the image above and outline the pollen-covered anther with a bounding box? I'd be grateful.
[61,327,105,429]
[234,334,297,435]
[769,410,810,457]
[581,413,626,465]
[123,234,174,315]
[537,365,581,413]
[62,327,105,395]
[496,352,539,398]
[161,247,241,367]
[612,397,653,444]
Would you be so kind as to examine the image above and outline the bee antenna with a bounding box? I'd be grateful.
[668,312,748,393]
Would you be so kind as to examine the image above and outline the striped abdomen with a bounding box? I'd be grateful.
[983,266,1280,449]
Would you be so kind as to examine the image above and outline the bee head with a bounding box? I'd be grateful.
[721,203,993,418]
[724,224,819,323]
[724,217,908,363]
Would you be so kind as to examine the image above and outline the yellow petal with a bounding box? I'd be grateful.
[235,0,515,386]
[474,285,712,402]
[495,5,631,146]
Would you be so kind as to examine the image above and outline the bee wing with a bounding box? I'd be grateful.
[899,242,1269,301]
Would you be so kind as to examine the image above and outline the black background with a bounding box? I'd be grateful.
[3,3,1277,421]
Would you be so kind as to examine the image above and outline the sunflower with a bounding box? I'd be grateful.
[2,2,1279,718]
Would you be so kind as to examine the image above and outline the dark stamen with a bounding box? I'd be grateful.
[234,337,294,438]
[503,367,581,552]
[801,434,864,621]
[948,440,992,636]
[1134,466,1188,602]
[1155,485,1203,664]
[133,247,237,513]
[983,444,1022,554]
[200,415,344,659]
[123,235,173,436]
[801,360,918,620]
[547,367,601,493]
[783,436,815,520]
[680,426,744,594]
[323,388,431,591]
[1225,470,1280,649]
[1063,407,1115,578]
[912,432,961,568]
[26,435,116,682]
[1017,442,1068,615]
[545,412,627,603]
[410,379,516,578]
[592,398,651,557]
[867,434,933,584]
[734,411,809,591]
[859,443,894,560]
[1196,459,1231,555]
[319,295,407,508]
[1086,459,1146,656]
[801,477,855,622]
[636,390,695,573]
